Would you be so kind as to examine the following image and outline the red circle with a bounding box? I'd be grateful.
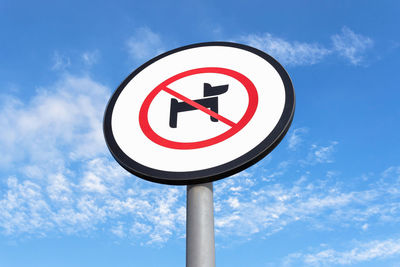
[139,67,258,149]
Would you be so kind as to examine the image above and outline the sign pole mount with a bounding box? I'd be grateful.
[186,182,216,267]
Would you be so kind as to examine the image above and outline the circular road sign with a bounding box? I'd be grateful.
[103,42,295,185]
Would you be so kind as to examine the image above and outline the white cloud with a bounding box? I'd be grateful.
[0,74,109,170]
[81,50,100,66]
[215,179,354,238]
[81,172,108,194]
[51,51,71,70]
[0,74,186,244]
[213,164,400,244]
[285,238,400,266]
[0,156,186,243]
[301,141,339,165]
[126,27,165,61]
[237,27,373,66]
[227,197,240,209]
[382,166,400,180]
[312,142,338,163]
[111,223,125,238]
[130,222,151,237]
[288,127,308,150]
[332,27,374,65]
[239,33,331,66]
[0,177,53,235]
[47,173,72,203]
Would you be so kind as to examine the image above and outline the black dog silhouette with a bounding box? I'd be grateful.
[169,83,229,128]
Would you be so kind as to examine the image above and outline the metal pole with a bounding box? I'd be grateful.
[186,182,216,267]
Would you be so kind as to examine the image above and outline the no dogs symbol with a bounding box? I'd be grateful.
[139,67,258,150]
[104,42,295,185]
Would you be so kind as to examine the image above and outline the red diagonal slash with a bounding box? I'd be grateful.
[162,86,236,128]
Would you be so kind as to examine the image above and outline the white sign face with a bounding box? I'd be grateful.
[104,42,295,185]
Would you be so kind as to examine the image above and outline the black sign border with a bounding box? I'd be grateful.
[103,42,295,185]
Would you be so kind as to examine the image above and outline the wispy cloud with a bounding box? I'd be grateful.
[212,162,400,247]
[287,127,308,150]
[298,141,339,165]
[285,237,400,266]
[309,141,339,164]
[332,27,374,65]
[237,27,374,66]
[51,51,71,70]
[239,33,331,66]
[0,74,109,170]
[126,27,165,61]
[0,74,186,244]
[81,50,100,66]
[0,156,186,244]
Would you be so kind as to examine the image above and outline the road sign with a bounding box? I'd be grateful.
[103,42,295,185]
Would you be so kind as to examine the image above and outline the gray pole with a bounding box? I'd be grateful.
[186,182,216,267]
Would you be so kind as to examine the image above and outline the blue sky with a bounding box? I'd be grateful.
[1,0,400,266]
